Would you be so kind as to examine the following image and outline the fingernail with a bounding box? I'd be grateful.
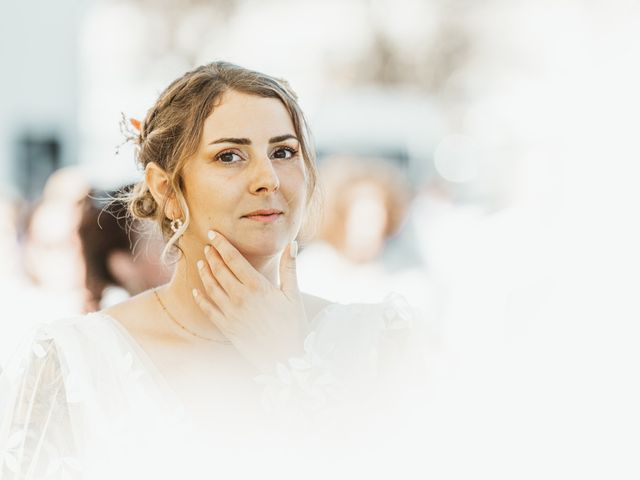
[204,245,211,254]
[197,260,204,270]
[207,230,216,241]
[290,240,298,259]
[192,288,198,298]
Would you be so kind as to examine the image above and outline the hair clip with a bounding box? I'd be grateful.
[116,112,143,155]
[129,117,142,132]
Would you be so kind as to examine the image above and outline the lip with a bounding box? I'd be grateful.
[243,209,283,217]
[242,209,284,223]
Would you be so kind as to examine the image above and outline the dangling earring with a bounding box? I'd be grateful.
[170,218,184,233]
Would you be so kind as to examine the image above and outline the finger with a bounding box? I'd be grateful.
[208,230,261,287]
[204,244,244,300]
[279,240,300,300]
[196,253,229,308]
[191,288,232,334]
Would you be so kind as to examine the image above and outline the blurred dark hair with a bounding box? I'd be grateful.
[78,187,134,311]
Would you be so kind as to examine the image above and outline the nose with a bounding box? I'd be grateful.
[249,156,280,194]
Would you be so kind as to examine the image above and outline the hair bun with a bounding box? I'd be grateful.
[130,186,157,219]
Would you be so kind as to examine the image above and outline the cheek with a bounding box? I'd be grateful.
[281,163,308,206]
[188,175,237,217]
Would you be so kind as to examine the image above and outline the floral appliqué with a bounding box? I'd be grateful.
[253,331,340,416]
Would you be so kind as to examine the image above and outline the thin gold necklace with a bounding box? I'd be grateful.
[154,288,232,345]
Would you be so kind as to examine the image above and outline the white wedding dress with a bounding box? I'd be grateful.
[0,294,427,480]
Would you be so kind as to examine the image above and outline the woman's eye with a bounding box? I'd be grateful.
[272,147,297,160]
[216,151,242,163]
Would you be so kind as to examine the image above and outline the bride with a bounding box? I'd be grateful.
[0,61,424,479]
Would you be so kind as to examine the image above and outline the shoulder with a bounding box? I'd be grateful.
[305,293,420,359]
[0,313,103,385]
[17,300,159,353]
[309,293,416,328]
[22,310,123,354]
[26,312,100,343]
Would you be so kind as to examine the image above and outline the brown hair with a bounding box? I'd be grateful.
[122,61,318,261]
[79,190,131,312]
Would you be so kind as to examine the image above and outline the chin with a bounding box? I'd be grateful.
[234,235,288,258]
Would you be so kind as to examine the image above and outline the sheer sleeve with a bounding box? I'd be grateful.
[0,328,82,479]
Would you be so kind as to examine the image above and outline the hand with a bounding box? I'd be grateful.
[192,231,307,374]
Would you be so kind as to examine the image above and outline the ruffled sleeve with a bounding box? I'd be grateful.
[254,293,428,420]
[0,314,186,479]
[0,325,82,479]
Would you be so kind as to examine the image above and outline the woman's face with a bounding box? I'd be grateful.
[181,89,307,258]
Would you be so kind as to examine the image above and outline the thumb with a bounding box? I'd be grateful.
[279,240,300,298]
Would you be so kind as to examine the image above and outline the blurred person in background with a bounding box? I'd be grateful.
[297,155,434,316]
[78,187,172,312]
[20,167,89,316]
[0,194,23,370]
[0,61,426,479]
[0,195,20,284]
[41,166,90,205]
[0,168,89,369]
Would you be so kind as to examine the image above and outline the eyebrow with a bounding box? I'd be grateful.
[208,134,298,145]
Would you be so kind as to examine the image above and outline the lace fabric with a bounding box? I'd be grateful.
[0,334,79,479]
[254,293,426,424]
[0,316,184,479]
[0,294,427,479]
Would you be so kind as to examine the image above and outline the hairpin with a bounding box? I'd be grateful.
[129,117,142,132]
[116,112,143,155]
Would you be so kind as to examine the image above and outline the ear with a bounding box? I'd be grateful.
[145,162,180,219]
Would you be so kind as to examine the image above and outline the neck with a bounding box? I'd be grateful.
[159,244,282,340]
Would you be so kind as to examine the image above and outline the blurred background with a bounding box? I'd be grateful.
[1,0,639,477]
